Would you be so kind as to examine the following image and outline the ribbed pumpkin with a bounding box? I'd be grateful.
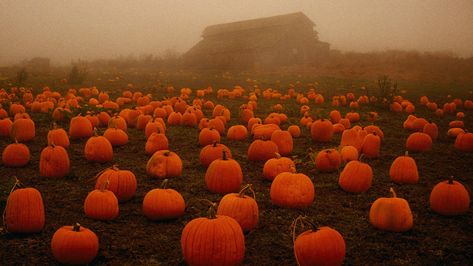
[369,188,413,232]
[199,127,221,146]
[340,145,359,163]
[361,133,381,158]
[0,118,13,137]
[4,178,45,233]
[270,129,293,156]
[217,184,259,232]
[47,126,70,148]
[84,131,113,163]
[143,179,185,220]
[39,144,70,178]
[422,121,438,140]
[247,139,279,162]
[103,126,128,146]
[314,149,341,172]
[293,216,346,266]
[389,151,419,184]
[205,151,243,194]
[144,118,166,138]
[146,150,183,178]
[84,180,119,220]
[262,153,295,181]
[270,171,315,208]
[310,118,333,142]
[338,159,373,193]
[287,125,301,138]
[145,131,169,155]
[10,116,35,142]
[406,132,432,152]
[95,165,137,202]
[51,223,99,265]
[2,140,30,167]
[199,142,232,167]
[181,203,245,266]
[69,114,93,139]
[429,176,470,216]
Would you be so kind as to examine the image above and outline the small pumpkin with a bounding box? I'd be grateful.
[84,180,119,220]
[143,179,185,220]
[95,165,137,202]
[199,127,221,146]
[217,184,259,232]
[310,118,333,142]
[389,151,419,184]
[69,114,93,139]
[429,176,470,216]
[369,188,413,232]
[84,130,113,163]
[145,131,169,155]
[39,143,70,178]
[262,153,296,181]
[205,151,243,194]
[270,129,293,156]
[51,223,99,265]
[338,159,373,193]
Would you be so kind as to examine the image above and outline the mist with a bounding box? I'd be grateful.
[1,0,473,66]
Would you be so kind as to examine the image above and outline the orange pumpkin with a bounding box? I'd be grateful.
[217,184,259,232]
[429,176,470,216]
[270,171,315,208]
[314,149,341,172]
[146,150,182,178]
[205,151,243,194]
[51,223,99,265]
[369,188,413,232]
[39,144,70,178]
[143,179,185,220]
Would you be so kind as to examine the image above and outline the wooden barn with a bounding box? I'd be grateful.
[183,12,330,69]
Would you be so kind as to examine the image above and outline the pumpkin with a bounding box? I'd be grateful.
[39,144,70,178]
[143,179,185,220]
[51,223,99,265]
[369,188,413,232]
[2,140,30,167]
[69,114,93,139]
[287,125,301,138]
[217,184,259,232]
[181,110,197,127]
[449,120,464,128]
[389,151,419,184]
[329,110,342,123]
[0,118,13,137]
[47,126,70,148]
[199,127,221,146]
[270,171,315,208]
[205,151,243,194]
[429,176,470,216]
[247,139,279,162]
[293,216,345,266]
[103,126,128,146]
[270,129,293,156]
[95,165,137,202]
[340,127,367,151]
[314,149,341,172]
[145,131,169,155]
[454,132,473,152]
[227,125,248,141]
[310,118,333,142]
[338,159,373,193]
[406,132,432,152]
[340,145,359,163]
[10,116,35,142]
[144,118,166,138]
[361,133,381,158]
[208,118,225,134]
[422,121,438,140]
[181,203,245,266]
[447,127,465,138]
[4,178,45,233]
[262,153,296,181]
[146,150,183,178]
[252,123,280,139]
[411,118,429,132]
[84,180,119,220]
[199,142,232,167]
[84,131,113,163]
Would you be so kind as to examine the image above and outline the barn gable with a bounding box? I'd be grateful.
[183,12,330,69]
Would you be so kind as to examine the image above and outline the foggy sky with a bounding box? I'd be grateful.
[1,0,473,65]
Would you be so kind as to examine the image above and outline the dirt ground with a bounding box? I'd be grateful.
[1,73,473,265]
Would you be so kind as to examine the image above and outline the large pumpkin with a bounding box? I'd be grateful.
[406,132,432,152]
[181,204,245,266]
[84,182,119,220]
[338,159,373,193]
[84,132,113,163]
[39,144,70,178]
[389,151,419,184]
[199,142,232,167]
[2,140,30,167]
[4,178,45,233]
[69,114,93,139]
[310,118,333,142]
[51,223,99,265]
[369,188,413,232]
[270,129,293,156]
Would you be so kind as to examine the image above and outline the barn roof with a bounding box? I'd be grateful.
[202,12,315,37]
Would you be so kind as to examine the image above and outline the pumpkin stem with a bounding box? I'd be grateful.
[359,154,365,162]
[111,164,119,171]
[448,176,454,184]
[161,179,169,189]
[72,223,81,232]
[404,151,409,156]
[99,178,110,192]
[212,141,218,147]
[390,187,397,198]
[238,184,256,199]
[93,127,98,136]
[275,152,281,159]
[163,151,171,157]
[207,202,218,219]
[222,150,227,160]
